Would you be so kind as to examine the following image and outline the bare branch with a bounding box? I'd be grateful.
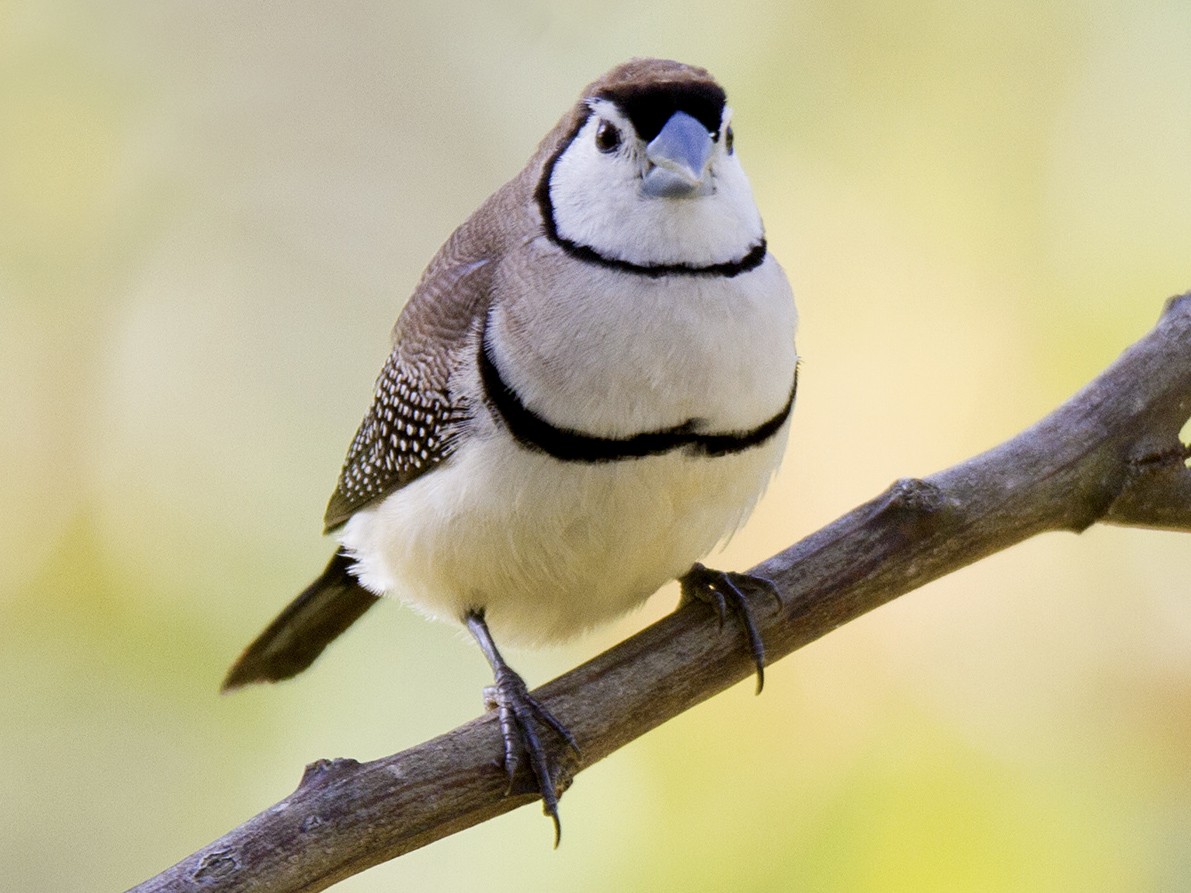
[130,293,1191,893]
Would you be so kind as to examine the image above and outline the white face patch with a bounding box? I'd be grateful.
[545,99,764,268]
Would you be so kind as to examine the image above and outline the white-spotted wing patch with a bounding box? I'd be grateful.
[324,352,466,530]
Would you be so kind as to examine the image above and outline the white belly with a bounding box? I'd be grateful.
[338,417,789,646]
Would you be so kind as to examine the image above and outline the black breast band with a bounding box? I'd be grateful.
[479,332,797,463]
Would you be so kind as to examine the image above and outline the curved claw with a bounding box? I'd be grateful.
[680,563,783,694]
[484,669,579,846]
[468,610,580,846]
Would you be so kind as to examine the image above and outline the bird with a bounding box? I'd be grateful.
[223,57,799,842]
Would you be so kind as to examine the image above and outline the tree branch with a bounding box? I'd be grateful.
[131,293,1191,893]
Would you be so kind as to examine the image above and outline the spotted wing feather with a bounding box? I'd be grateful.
[323,355,465,530]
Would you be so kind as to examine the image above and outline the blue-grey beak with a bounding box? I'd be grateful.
[642,110,715,198]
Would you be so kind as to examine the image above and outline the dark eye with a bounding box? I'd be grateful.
[725,126,734,155]
[595,119,622,153]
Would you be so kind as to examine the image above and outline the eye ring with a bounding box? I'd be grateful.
[595,119,622,153]
[725,126,734,155]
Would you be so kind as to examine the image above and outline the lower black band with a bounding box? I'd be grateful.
[479,332,796,463]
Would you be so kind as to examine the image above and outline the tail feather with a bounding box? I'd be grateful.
[222,550,381,691]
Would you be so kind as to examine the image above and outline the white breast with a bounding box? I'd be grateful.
[488,245,798,437]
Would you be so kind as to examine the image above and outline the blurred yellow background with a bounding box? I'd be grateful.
[2,1,1189,890]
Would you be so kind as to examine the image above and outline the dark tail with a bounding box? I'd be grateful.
[222,550,381,691]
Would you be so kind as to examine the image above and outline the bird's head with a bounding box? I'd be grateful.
[536,59,765,273]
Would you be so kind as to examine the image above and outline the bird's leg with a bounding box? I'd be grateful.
[465,609,580,846]
[679,563,783,694]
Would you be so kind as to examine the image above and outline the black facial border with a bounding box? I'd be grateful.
[533,110,767,280]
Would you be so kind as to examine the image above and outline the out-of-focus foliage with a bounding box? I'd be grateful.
[2,2,1188,890]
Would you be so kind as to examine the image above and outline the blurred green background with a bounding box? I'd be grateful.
[2,1,1190,890]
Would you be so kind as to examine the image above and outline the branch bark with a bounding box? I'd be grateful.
[131,293,1191,893]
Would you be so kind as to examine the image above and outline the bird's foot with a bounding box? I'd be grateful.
[679,562,782,694]
[467,609,579,845]
[482,666,580,846]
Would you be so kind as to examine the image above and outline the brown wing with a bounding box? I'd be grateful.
[322,224,504,531]
[321,66,645,531]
